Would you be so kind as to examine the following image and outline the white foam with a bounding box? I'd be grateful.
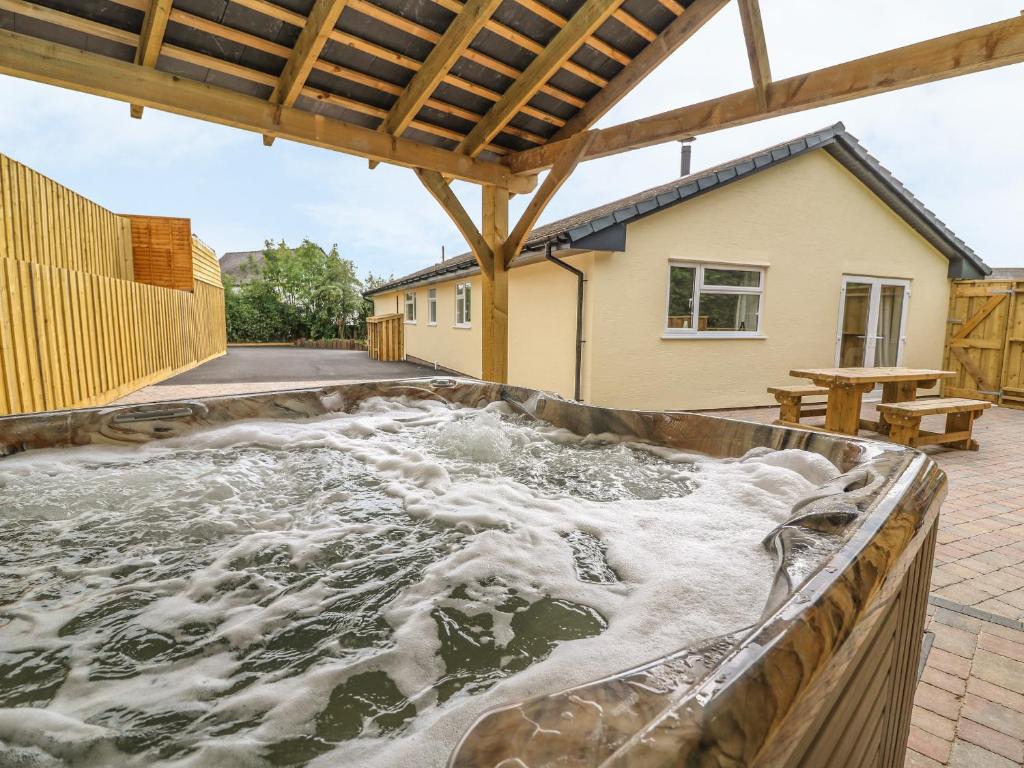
[0,399,838,767]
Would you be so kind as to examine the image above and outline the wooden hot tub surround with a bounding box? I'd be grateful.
[0,378,944,767]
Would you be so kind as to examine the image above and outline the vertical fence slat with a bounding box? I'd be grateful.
[0,152,226,415]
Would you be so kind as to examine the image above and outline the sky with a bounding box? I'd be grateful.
[1,0,1022,281]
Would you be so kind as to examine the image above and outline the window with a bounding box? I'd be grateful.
[427,288,437,325]
[455,283,471,327]
[665,263,764,337]
[404,291,416,323]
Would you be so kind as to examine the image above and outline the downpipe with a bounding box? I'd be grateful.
[544,242,584,401]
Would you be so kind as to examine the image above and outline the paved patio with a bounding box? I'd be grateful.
[716,401,1024,767]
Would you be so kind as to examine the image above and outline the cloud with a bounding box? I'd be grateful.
[0,76,240,170]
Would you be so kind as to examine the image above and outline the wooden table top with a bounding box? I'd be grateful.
[790,367,956,384]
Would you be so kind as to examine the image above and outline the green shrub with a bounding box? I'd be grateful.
[223,240,364,343]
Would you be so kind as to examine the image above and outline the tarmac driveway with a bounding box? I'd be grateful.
[158,346,435,385]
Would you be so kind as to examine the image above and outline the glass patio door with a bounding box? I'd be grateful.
[835,276,910,368]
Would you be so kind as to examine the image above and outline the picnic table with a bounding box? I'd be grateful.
[789,367,955,436]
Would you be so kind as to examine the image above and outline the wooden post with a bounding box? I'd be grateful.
[776,393,801,425]
[945,410,977,451]
[878,379,918,433]
[886,413,922,448]
[481,185,509,382]
[824,382,874,436]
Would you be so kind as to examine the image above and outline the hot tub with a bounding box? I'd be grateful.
[0,379,943,767]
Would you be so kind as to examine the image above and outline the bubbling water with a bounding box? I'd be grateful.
[0,398,838,767]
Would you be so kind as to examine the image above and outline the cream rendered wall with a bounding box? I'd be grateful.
[374,278,483,377]
[508,256,591,399]
[585,150,953,411]
[372,293,401,317]
[371,257,588,395]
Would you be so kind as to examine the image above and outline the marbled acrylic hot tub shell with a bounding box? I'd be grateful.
[0,378,945,768]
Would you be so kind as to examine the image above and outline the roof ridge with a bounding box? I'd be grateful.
[366,122,986,295]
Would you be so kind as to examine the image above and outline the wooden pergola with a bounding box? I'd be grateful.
[2,0,1022,382]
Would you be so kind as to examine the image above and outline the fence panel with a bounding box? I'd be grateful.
[0,151,228,416]
[0,153,134,279]
[943,279,1024,408]
[126,214,195,290]
[0,258,226,416]
[366,313,404,362]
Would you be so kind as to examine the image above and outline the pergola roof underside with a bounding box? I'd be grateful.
[0,0,691,159]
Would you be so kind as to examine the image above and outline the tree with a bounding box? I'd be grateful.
[222,239,364,342]
[357,272,394,337]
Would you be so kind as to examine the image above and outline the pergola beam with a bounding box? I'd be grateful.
[550,0,730,142]
[415,169,495,278]
[457,0,624,158]
[0,30,536,192]
[263,0,350,146]
[736,0,771,111]
[129,0,171,118]
[507,13,1024,175]
[502,131,597,266]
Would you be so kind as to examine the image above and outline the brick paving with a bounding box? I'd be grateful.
[714,401,1024,767]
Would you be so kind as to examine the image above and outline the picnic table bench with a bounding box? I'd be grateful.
[877,398,991,451]
[772,366,991,450]
[767,384,829,426]
[789,367,955,436]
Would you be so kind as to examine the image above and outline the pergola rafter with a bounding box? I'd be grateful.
[736,0,771,111]
[0,0,1021,385]
[506,14,1024,174]
[456,0,626,158]
[549,0,731,142]
[369,0,503,170]
[262,0,350,147]
[129,0,171,118]
[0,30,534,191]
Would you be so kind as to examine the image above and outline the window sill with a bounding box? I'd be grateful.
[452,324,472,330]
[661,333,767,340]
[404,321,417,325]
[427,321,437,327]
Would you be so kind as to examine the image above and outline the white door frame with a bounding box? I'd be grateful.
[835,275,912,367]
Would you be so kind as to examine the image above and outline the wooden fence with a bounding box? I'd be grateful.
[0,152,226,416]
[942,279,1024,408]
[366,313,404,362]
[127,214,195,290]
[296,338,366,350]
[0,153,134,279]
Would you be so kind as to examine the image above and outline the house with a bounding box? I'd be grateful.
[366,124,990,411]
[989,268,1024,280]
[219,250,267,284]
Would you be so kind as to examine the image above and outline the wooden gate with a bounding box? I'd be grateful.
[943,279,1024,407]
[366,313,404,362]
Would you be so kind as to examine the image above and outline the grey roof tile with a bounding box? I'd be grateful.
[367,123,988,295]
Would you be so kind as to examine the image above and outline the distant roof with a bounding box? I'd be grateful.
[219,250,266,283]
[366,123,989,296]
[990,268,1024,280]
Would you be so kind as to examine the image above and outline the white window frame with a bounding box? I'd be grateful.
[454,282,472,328]
[427,288,437,326]
[834,275,911,368]
[663,261,765,339]
[404,291,417,324]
